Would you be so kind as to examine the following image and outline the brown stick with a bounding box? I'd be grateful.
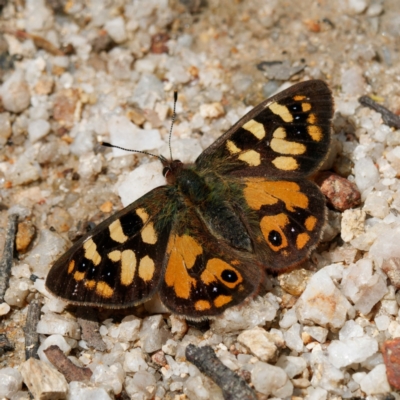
[23,299,41,360]
[359,95,400,129]
[44,345,92,382]
[185,344,257,400]
[0,214,18,303]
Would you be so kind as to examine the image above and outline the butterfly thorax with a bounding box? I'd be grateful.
[163,159,253,252]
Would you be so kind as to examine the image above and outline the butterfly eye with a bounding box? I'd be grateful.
[163,166,172,177]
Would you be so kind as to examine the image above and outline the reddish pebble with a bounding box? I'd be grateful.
[316,172,361,211]
[151,33,169,54]
[151,350,167,367]
[382,338,400,389]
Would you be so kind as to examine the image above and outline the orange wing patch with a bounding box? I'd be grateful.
[165,235,202,299]
[305,216,317,231]
[214,295,233,308]
[68,260,75,274]
[307,125,322,141]
[202,258,243,289]
[195,300,211,311]
[96,281,114,298]
[260,213,289,251]
[74,271,85,281]
[244,179,308,212]
[296,232,310,249]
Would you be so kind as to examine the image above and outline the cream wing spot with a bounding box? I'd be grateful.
[242,119,266,139]
[138,255,155,282]
[273,127,286,139]
[120,250,136,285]
[109,219,128,243]
[83,238,101,266]
[136,208,149,223]
[272,156,298,171]
[108,250,121,262]
[141,222,157,244]
[226,140,241,154]
[269,103,293,122]
[238,150,261,166]
[270,138,306,155]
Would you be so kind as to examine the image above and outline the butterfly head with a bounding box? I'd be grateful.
[162,158,184,184]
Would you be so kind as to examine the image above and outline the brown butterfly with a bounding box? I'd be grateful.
[46,80,333,318]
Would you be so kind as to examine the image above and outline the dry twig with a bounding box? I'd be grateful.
[185,344,257,400]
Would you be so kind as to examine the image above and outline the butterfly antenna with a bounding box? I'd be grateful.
[101,92,178,163]
[100,142,167,162]
[168,91,178,161]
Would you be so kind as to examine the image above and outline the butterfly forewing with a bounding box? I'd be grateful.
[46,187,173,307]
[196,80,333,179]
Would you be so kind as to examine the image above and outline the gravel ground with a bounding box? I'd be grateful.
[1,0,400,399]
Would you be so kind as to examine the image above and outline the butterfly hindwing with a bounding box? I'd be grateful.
[46,187,173,307]
[196,80,333,179]
[159,207,261,318]
[241,177,326,272]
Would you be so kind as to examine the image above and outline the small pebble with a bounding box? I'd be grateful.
[296,268,352,329]
[20,358,68,400]
[104,17,127,43]
[278,269,313,296]
[0,113,12,146]
[0,71,31,113]
[199,102,225,119]
[251,361,292,397]
[359,364,391,395]
[0,368,23,399]
[16,221,36,253]
[237,326,278,362]
[0,303,11,316]
[28,119,51,143]
[68,381,113,400]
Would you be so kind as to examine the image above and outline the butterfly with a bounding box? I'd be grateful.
[45,80,333,319]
